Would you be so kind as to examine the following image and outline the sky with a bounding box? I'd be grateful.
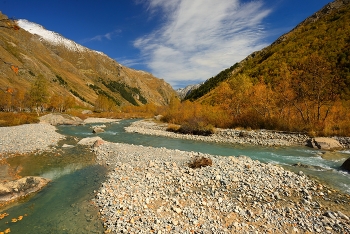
[0,0,333,89]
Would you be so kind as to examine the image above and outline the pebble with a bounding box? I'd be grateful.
[0,123,65,157]
[92,142,350,233]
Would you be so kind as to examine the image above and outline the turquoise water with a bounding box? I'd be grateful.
[1,119,349,233]
[59,119,350,194]
[0,138,106,234]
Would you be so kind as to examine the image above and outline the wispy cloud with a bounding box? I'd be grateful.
[135,0,271,89]
[81,29,122,43]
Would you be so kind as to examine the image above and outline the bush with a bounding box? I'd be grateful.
[0,112,39,127]
[188,156,212,169]
[166,124,180,132]
[178,118,215,136]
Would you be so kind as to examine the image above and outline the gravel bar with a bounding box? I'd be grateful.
[0,123,65,157]
[93,142,350,233]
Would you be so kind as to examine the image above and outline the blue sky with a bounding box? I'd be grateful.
[0,0,332,89]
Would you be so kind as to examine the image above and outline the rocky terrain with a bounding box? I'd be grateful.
[0,123,64,158]
[125,120,310,147]
[125,119,350,150]
[93,141,350,233]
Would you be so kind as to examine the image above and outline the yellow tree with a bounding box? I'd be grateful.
[291,53,342,128]
[29,75,49,114]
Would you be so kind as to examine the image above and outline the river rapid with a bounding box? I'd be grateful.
[0,119,349,233]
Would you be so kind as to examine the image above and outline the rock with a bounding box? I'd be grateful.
[78,137,103,146]
[92,127,105,133]
[341,157,350,172]
[39,113,83,125]
[306,137,343,150]
[154,115,163,121]
[83,118,119,124]
[292,162,325,171]
[92,139,105,148]
[62,144,74,148]
[0,176,50,203]
[82,110,93,115]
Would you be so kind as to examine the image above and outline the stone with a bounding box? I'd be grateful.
[306,137,343,150]
[39,113,83,125]
[92,139,105,148]
[341,157,350,172]
[82,110,93,115]
[93,127,105,133]
[78,137,103,146]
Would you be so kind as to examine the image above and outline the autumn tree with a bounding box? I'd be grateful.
[94,95,116,112]
[290,53,342,127]
[29,74,49,114]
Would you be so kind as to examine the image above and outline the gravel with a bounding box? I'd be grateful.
[125,120,310,147]
[0,123,65,157]
[93,142,350,233]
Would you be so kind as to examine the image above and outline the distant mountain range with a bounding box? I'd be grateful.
[0,13,175,107]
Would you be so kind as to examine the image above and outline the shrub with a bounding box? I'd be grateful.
[178,118,215,136]
[166,124,180,132]
[0,112,39,127]
[188,156,212,169]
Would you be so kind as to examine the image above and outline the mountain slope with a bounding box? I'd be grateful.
[0,13,175,107]
[188,0,350,102]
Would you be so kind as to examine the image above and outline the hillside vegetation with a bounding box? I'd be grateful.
[164,0,350,136]
[0,12,175,116]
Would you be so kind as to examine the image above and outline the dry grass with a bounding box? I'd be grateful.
[0,112,39,127]
[188,156,212,169]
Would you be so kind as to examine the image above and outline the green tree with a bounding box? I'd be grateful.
[29,74,49,114]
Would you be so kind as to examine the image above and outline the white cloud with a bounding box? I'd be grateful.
[135,0,271,88]
[82,30,122,43]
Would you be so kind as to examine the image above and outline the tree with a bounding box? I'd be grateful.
[29,74,49,114]
[291,53,342,126]
[94,95,115,112]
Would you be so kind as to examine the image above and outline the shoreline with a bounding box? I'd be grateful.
[125,119,350,149]
[125,119,310,147]
[93,141,350,233]
[0,123,65,159]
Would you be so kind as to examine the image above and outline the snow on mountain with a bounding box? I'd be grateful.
[16,19,104,55]
[176,83,203,99]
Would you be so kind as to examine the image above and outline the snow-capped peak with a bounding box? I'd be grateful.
[16,19,104,55]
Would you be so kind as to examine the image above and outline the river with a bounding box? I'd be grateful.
[1,119,349,233]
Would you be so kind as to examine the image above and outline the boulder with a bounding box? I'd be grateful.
[92,139,105,148]
[92,127,105,133]
[0,176,50,203]
[306,137,343,150]
[78,137,103,146]
[39,113,83,125]
[341,157,350,172]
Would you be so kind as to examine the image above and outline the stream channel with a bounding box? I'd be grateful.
[1,119,349,233]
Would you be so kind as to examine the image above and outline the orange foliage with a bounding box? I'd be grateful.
[10,65,18,75]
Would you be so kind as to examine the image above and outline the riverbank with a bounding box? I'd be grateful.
[0,123,65,159]
[125,119,350,149]
[94,141,350,233]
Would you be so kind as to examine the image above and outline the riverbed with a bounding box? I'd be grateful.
[0,119,350,233]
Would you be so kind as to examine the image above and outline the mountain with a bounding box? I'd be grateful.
[176,82,203,100]
[186,0,350,102]
[0,13,175,107]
